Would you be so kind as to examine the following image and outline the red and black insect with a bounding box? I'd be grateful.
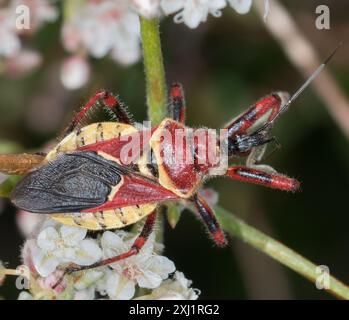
[2,47,339,275]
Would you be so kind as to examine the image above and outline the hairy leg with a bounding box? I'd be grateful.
[226,165,300,192]
[64,91,133,137]
[191,193,227,247]
[224,92,289,139]
[65,210,157,274]
[169,82,186,123]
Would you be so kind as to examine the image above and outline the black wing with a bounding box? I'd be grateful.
[11,151,124,213]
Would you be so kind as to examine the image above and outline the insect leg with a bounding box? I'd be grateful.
[0,153,45,175]
[191,193,227,247]
[226,165,300,192]
[245,143,279,174]
[64,210,157,274]
[224,92,289,139]
[169,82,186,123]
[64,91,133,136]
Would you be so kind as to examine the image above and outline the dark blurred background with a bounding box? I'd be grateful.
[1,0,349,299]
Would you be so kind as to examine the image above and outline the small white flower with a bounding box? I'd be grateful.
[60,55,90,90]
[36,269,67,293]
[3,49,42,77]
[130,0,161,18]
[18,291,34,300]
[138,271,200,300]
[106,272,136,300]
[93,268,133,300]
[61,0,140,64]
[61,22,80,53]
[21,239,41,275]
[227,0,252,15]
[74,287,96,300]
[160,0,258,28]
[109,11,141,66]
[101,231,175,298]
[74,269,105,291]
[33,225,102,277]
[0,9,20,57]
[161,0,226,29]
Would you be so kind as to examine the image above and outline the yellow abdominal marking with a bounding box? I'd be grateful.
[45,121,157,230]
[46,122,138,161]
[51,203,157,230]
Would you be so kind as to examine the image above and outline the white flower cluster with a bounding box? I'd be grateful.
[0,0,261,89]
[0,0,57,76]
[60,0,141,89]
[16,217,199,300]
[160,0,253,29]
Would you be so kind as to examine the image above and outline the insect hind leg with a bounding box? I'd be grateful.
[191,194,227,247]
[59,210,157,278]
[169,82,186,123]
[63,91,133,137]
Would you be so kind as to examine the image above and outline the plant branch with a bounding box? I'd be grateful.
[140,17,167,125]
[215,205,349,300]
[140,17,169,242]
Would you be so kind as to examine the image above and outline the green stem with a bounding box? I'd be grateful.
[140,17,167,125]
[140,17,168,244]
[215,205,349,300]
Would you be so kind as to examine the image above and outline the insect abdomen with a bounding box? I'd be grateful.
[51,203,157,230]
[47,122,138,161]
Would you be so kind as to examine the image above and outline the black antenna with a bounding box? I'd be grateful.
[256,42,343,133]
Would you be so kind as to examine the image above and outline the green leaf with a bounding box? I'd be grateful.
[0,175,22,198]
[0,140,22,153]
[166,202,182,229]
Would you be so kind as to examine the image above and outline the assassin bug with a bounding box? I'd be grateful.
[0,46,339,276]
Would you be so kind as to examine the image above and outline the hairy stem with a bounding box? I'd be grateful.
[215,205,349,300]
[140,17,167,125]
[140,17,168,242]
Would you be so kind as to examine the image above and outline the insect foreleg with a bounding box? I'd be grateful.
[245,140,281,174]
[224,92,289,140]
